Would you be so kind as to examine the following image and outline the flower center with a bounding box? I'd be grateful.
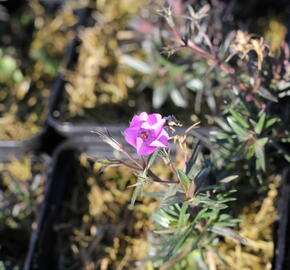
[139,130,150,140]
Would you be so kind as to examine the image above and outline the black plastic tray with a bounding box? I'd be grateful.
[0,136,42,162]
[46,0,290,141]
[18,1,290,269]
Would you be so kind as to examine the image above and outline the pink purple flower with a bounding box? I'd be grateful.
[124,112,169,155]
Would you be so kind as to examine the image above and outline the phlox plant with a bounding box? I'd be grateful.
[93,1,289,268]
[94,112,246,269]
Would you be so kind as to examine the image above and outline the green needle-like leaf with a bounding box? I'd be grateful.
[210,226,248,245]
[254,138,268,171]
[145,150,159,173]
[130,177,146,207]
[177,169,191,191]
[265,118,279,128]
[254,112,266,135]
[121,55,152,74]
[227,117,249,139]
[229,108,250,128]
[219,175,238,184]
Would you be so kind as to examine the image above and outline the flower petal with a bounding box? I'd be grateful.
[138,112,149,121]
[147,113,162,125]
[150,129,169,147]
[136,137,156,155]
[141,118,166,135]
[124,112,169,155]
[124,127,139,147]
[130,116,144,128]
[152,119,166,136]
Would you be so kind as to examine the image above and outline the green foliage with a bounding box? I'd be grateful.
[211,91,289,176]
[177,169,191,191]
[150,184,241,269]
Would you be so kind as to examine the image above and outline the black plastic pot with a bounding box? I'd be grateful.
[0,136,42,162]
[23,144,78,270]
[0,5,90,156]
[273,167,290,270]
[0,145,50,269]
[46,0,290,139]
[47,39,214,145]
[45,4,204,139]
[45,37,136,139]
[23,136,122,270]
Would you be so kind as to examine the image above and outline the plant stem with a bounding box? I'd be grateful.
[141,155,147,168]
[119,160,143,171]
[170,25,234,75]
[151,178,179,184]
[168,160,180,184]
[121,148,143,170]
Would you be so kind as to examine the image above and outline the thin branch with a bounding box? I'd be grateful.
[169,25,234,75]
[151,178,179,184]
[160,245,192,270]
[168,160,180,185]
[121,149,144,170]
[186,140,201,175]
[106,159,143,172]
[141,155,147,168]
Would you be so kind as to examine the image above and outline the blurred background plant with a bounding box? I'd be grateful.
[123,0,234,121]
